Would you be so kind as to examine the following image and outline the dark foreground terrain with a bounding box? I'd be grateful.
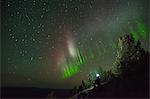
[1,87,71,98]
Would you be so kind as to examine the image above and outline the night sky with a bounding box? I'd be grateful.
[1,0,149,89]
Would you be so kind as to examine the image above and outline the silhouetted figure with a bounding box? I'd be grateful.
[78,85,83,93]
[81,80,86,89]
[94,76,101,87]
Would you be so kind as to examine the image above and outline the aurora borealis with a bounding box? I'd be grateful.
[1,0,149,89]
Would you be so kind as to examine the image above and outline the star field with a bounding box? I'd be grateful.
[1,0,148,88]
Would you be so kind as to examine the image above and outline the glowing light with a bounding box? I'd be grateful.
[128,19,148,42]
[96,73,100,77]
[77,50,84,64]
[67,38,77,58]
[136,20,148,39]
[68,42,76,57]
[63,64,80,78]
[62,46,105,79]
